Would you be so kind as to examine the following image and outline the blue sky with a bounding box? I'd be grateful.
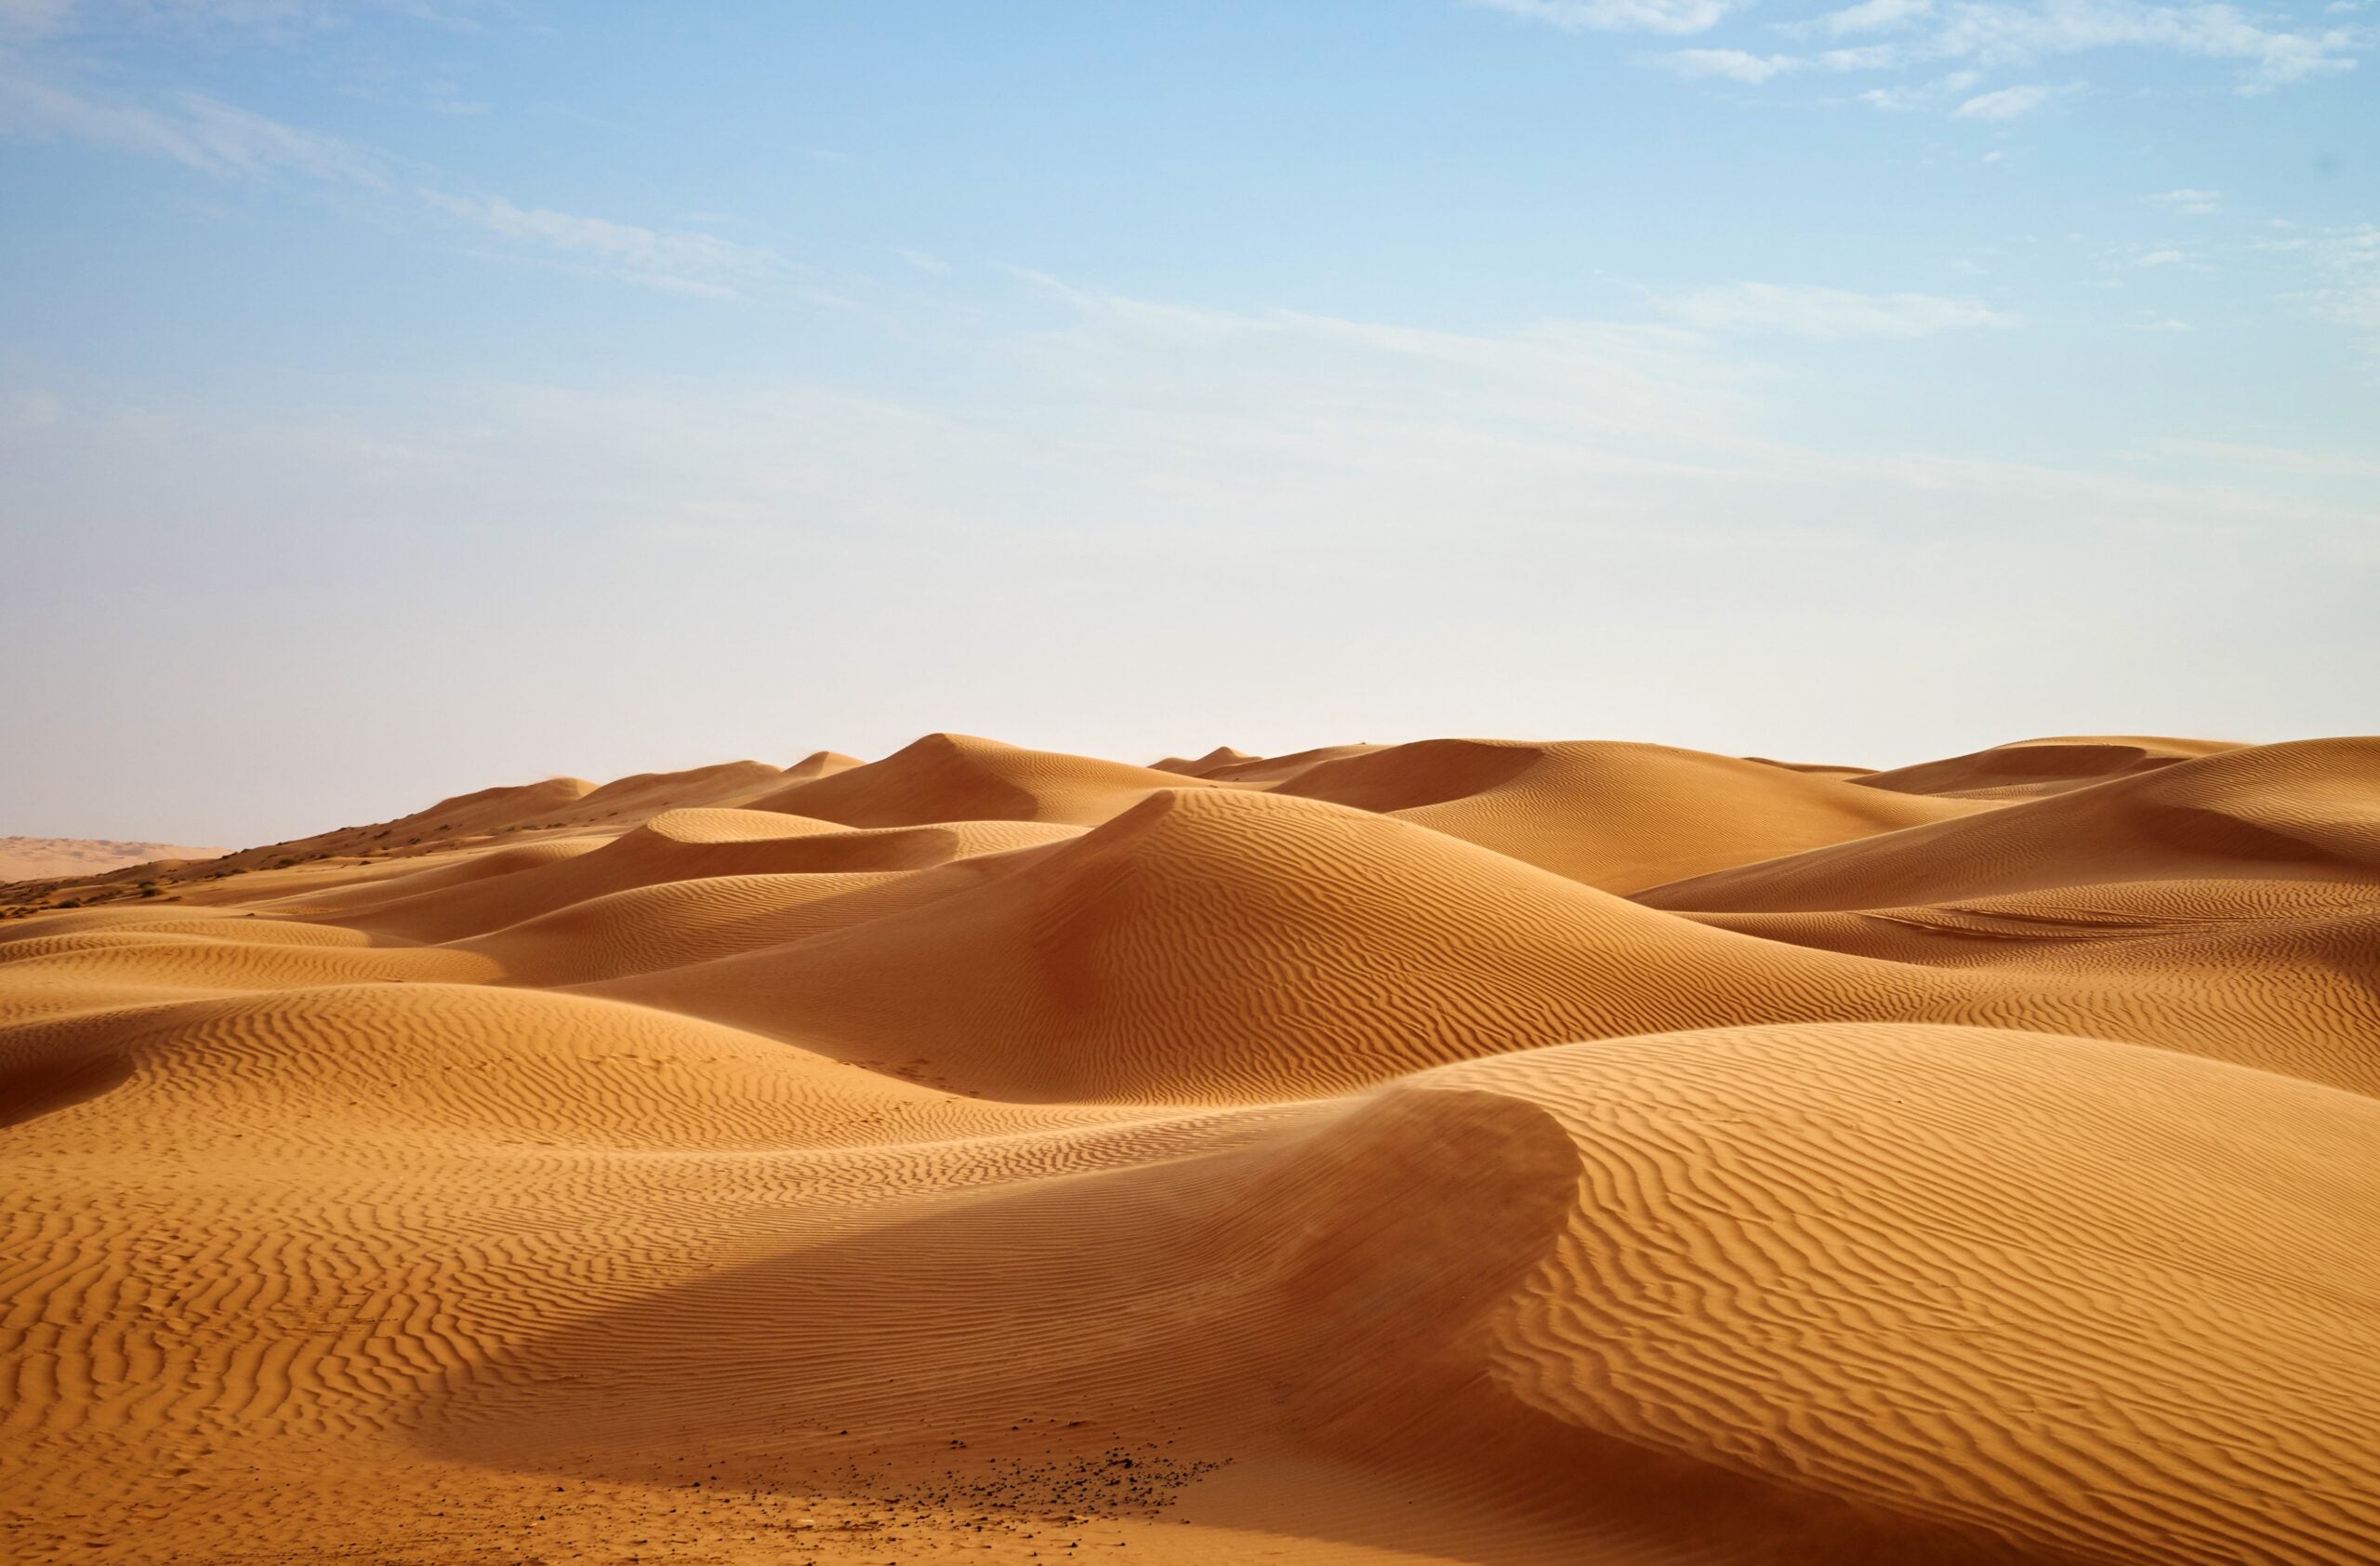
[2,0,2373,844]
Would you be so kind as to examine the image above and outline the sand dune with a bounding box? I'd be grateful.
[0,838,228,883]
[749,732,1217,827]
[1184,739,1390,784]
[1152,744,1257,776]
[1639,737,2380,912]
[1854,734,2244,800]
[306,809,1076,945]
[1275,737,1992,890]
[588,787,1950,1099]
[6,728,2379,1564]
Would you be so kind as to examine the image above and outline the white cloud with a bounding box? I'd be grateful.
[1952,82,2055,118]
[1471,0,1734,36]
[2132,315,2193,330]
[2146,187,2223,215]
[2137,248,2188,266]
[1824,0,1934,33]
[1657,282,2017,338]
[1659,46,1800,80]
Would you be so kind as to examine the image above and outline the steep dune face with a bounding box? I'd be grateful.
[7,729,2380,1565]
[1276,738,1990,891]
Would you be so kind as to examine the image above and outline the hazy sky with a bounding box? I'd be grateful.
[3,0,2374,845]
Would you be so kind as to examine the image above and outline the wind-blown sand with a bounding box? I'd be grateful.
[5,732,2378,1564]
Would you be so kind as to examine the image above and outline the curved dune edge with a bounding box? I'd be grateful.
[5,729,2379,1564]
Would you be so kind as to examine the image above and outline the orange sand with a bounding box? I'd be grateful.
[5,731,2378,1564]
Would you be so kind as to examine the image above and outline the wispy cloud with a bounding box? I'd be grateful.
[1910,0,2361,91]
[2298,225,2380,356]
[1658,46,1799,80]
[1923,0,2361,90]
[420,191,782,299]
[0,64,794,299]
[1656,282,2017,338]
[1471,0,1734,37]
[2146,186,2223,215]
[0,0,76,39]
[2,0,491,41]
[1952,81,2056,118]
[2154,437,2380,478]
[9,270,2365,798]
[1516,0,2366,100]
[1822,0,1935,33]
[1856,68,1981,107]
[0,68,383,179]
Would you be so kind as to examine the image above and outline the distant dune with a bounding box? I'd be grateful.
[5,731,2378,1564]
[0,836,226,882]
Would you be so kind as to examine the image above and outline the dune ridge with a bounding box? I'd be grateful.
[5,727,2377,1564]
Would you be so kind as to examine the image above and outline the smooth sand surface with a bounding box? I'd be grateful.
[6,731,2378,1564]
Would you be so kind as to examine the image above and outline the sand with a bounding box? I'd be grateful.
[0,838,228,882]
[5,731,2377,1564]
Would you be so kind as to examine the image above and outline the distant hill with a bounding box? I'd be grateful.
[0,837,226,882]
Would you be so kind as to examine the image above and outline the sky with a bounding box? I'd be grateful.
[1,0,2374,846]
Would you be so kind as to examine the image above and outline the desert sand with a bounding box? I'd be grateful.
[5,730,2378,1564]
[0,838,228,883]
